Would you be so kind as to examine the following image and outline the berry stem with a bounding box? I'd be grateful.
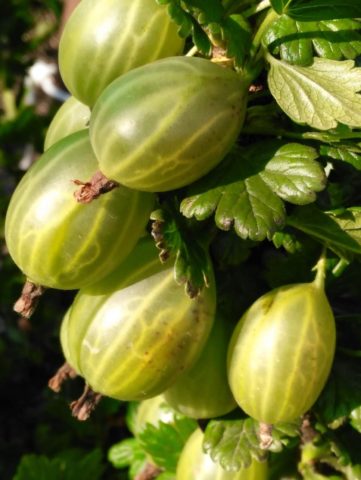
[313,248,327,290]
[13,280,45,319]
[70,384,102,421]
[48,362,78,392]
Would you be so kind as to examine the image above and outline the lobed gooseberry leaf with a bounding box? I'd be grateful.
[138,416,197,472]
[108,436,162,479]
[285,0,361,21]
[264,16,361,66]
[181,141,325,241]
[160,0,251,64]
[13,450,104,480]
[320,144,361,171]
[202,418,300,471]
[287,206,361,258]
[150,205,213,297]
[268,56,361,130]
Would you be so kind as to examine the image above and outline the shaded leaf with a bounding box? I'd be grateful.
[219,14,252,67]
[286,0,361,21]
[268,56,361,130]
[181,142,324,241]
[320,144,361,171]
[264,16,361,66]
[315,354,361,424]
[13,450,104,480]
[287,206,361,258]
[270,0,293,15]
[184,0,225,23]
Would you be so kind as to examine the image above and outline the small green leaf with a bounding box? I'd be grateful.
[286,0,361,21]
[350,406,361,433]
[272,231,303,254]
[203,418,299,471]
[320,144,361,171]
[287,206,361,257]
[129,455,148,479]
[138,416,197,471]
[268,56,361,130]
[108,438,143,469]
[181,142,325,241]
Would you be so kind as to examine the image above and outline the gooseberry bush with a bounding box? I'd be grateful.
[5,0,361,478]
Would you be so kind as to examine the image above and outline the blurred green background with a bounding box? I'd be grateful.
[0,2,128,478]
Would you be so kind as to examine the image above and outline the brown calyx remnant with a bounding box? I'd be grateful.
[151,219,170,263]
[13,280,46,319]
[259,422,273,450]
[300,414,317,444]
[70,385,102,421]
[134,463,163,480]
[48,362,78,392]
[73,170,119,204]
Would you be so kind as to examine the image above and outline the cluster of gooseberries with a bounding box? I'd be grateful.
[5,1,336,478]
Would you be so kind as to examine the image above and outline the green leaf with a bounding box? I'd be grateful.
[13,456,63,480]
[157,473,176,480]
[183,0,225,23]
[167,2,193,37]
[138,416,197,472]
[108,438,143,469]
[286,0,361,21]
[219,15,252,67]
[268,56,361,130]
[350,406,361,433]
[129,456,148,480]
[320,144,361,171]
[190,17,212,55]
[181,142,325,241]
[287,206,361,258]
[272,231,303,254]
[150,205,213,297]
[270,0,293,15]
[264,16,361,66]
[13,450,105,480]
[203,418,299,471]
[264,15,314,65]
